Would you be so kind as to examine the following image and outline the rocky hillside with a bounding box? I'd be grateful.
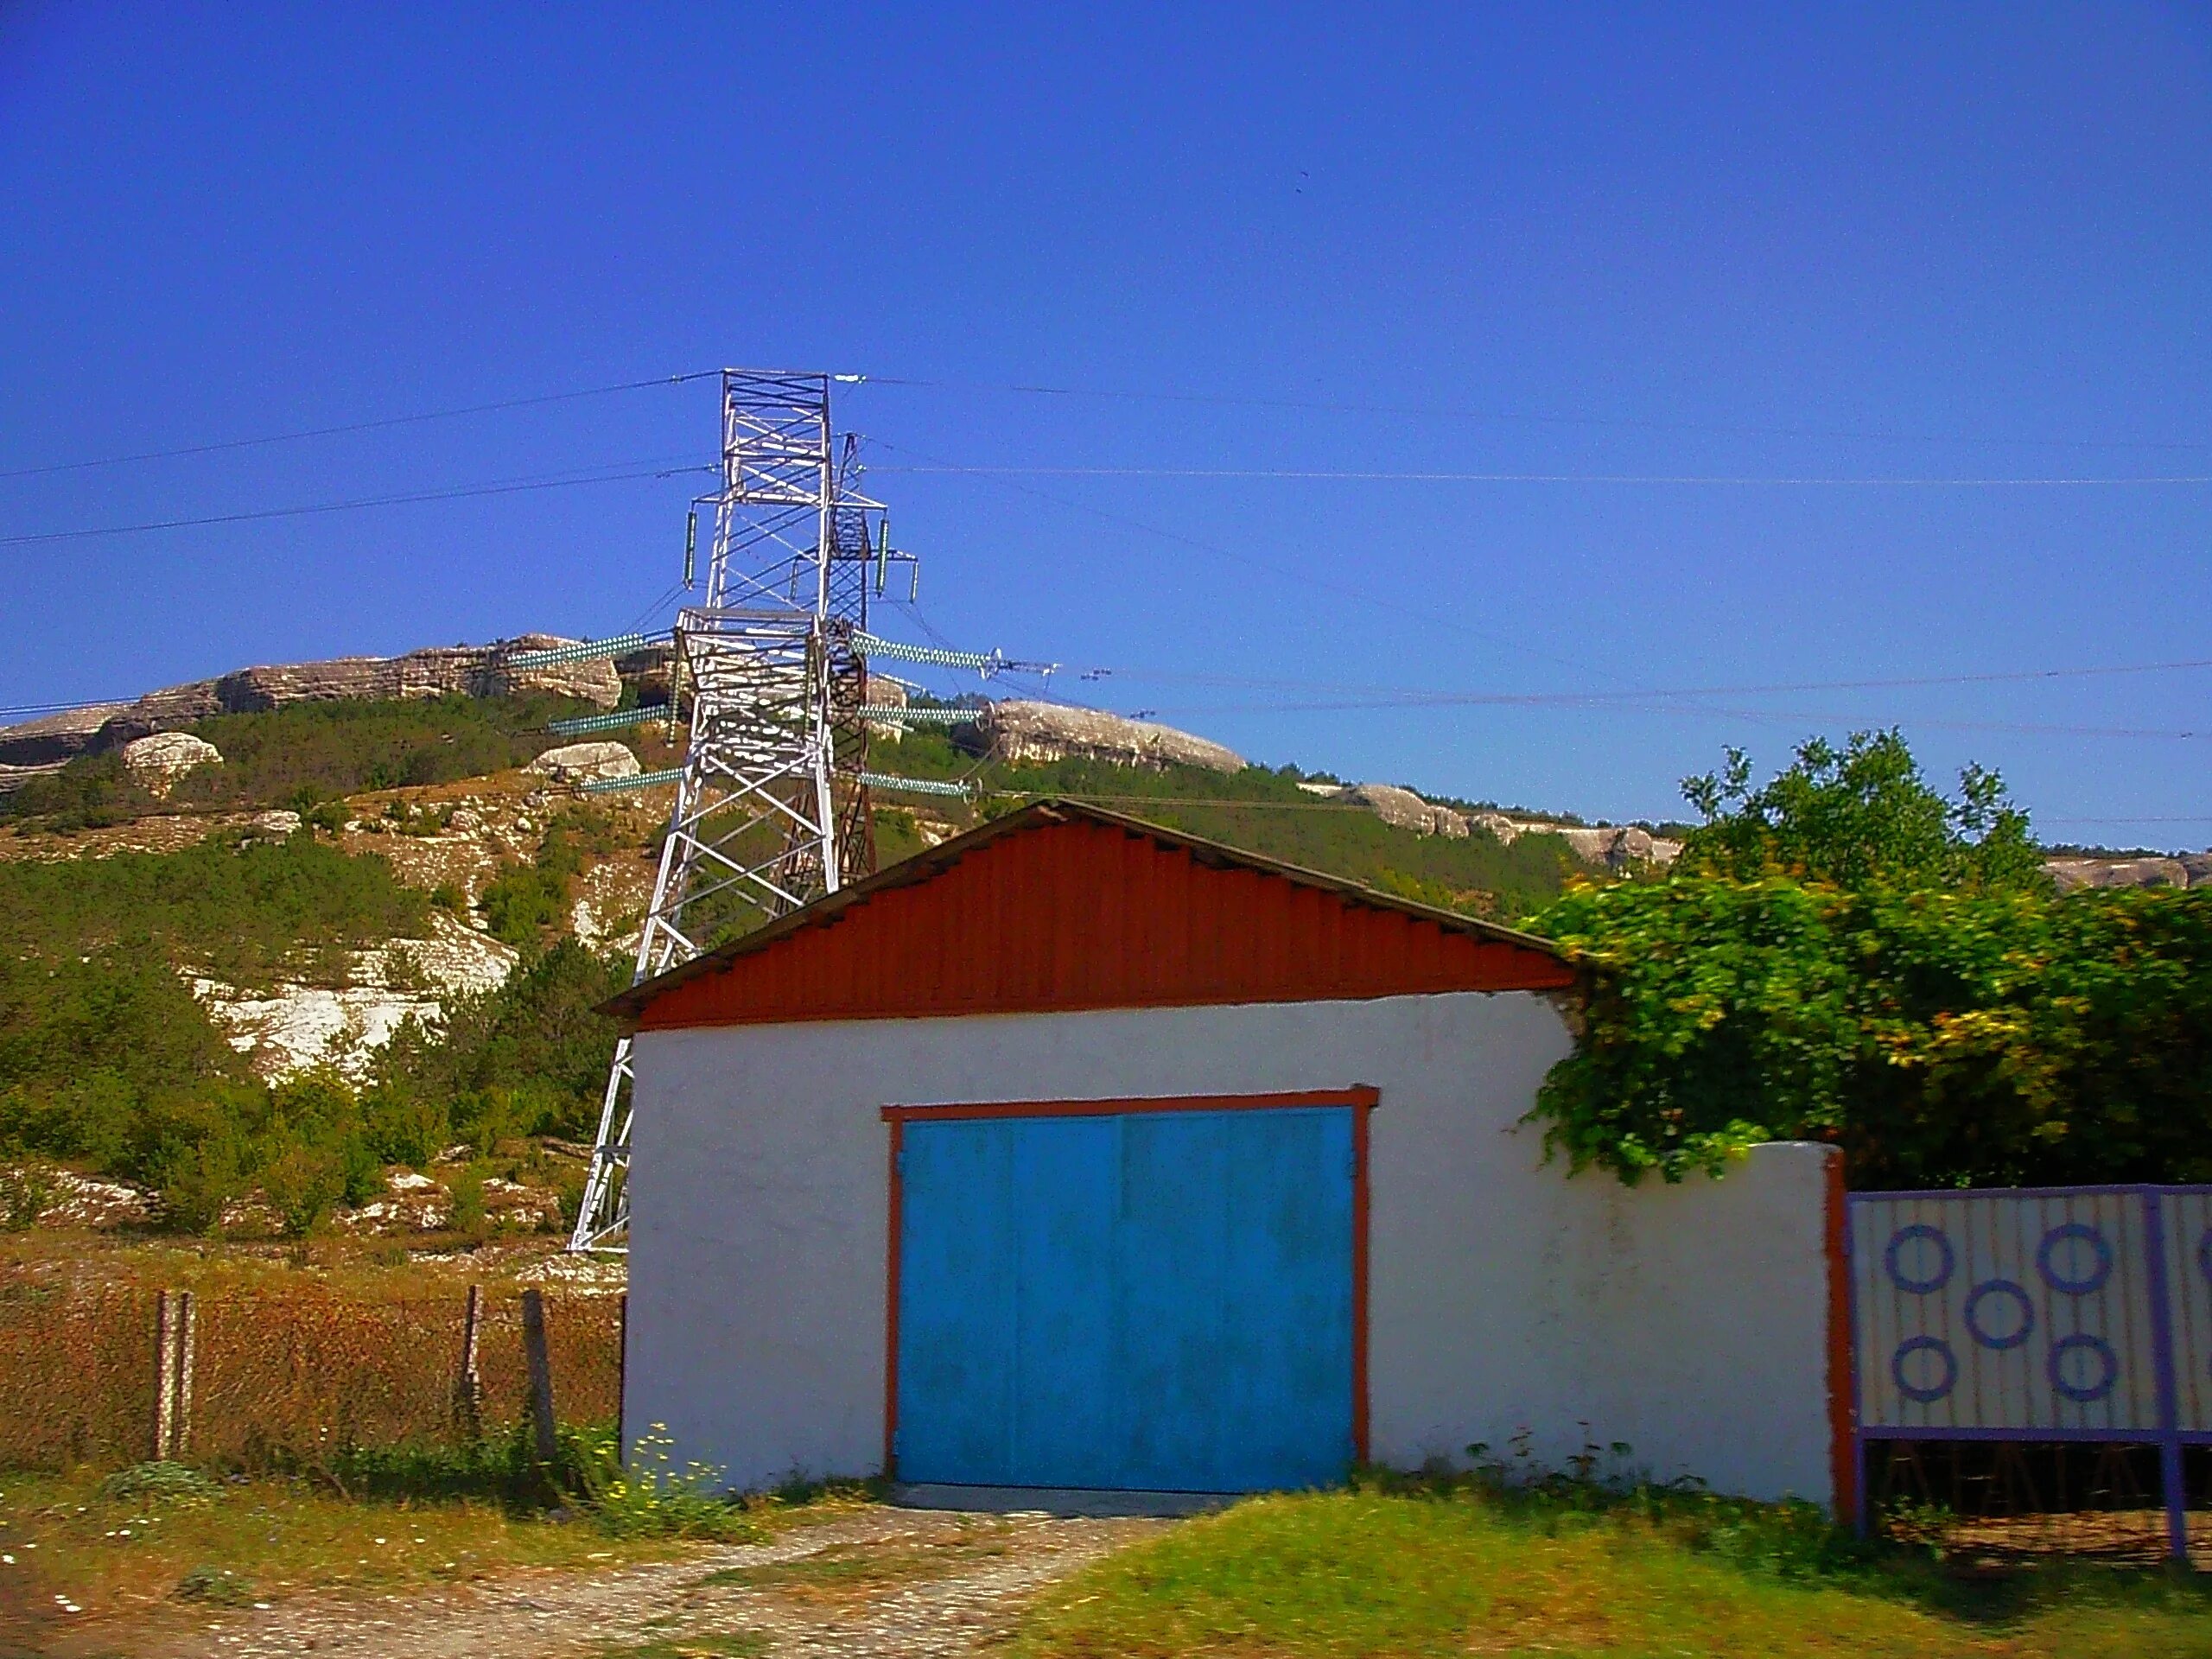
[0,632,618,792]
[3,633,2202,1249]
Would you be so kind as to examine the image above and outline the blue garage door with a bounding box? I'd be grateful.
[894,1105,1356,1492]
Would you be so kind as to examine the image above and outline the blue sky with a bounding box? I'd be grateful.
[2,4,2206,840]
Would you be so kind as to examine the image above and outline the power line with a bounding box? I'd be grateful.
[0,458,718,548]
[1075,657,2212,703]
[0,370,720,481]
[0,696,130,719]
[2043,814,2212,827]
[1141,696,2208,741]
[882,462,2212,488]
[866,436,1634,689]
[858,374,2212,453]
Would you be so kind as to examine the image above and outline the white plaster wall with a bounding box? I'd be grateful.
[626,993,1834,1504]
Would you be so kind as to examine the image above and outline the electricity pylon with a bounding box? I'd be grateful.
[569,369,898,1252]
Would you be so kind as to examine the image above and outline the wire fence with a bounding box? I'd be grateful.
[0,1279,621,1471]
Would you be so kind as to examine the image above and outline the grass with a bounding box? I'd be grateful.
[0,1464,685,1627]
[592,1637,766,1659]
[0,1454,874,1643]
[1010,1475,2212,1658]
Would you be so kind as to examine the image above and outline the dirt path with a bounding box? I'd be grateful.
[58,1506,1167,1659]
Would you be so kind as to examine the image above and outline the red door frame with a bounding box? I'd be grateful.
[879,1086,1378,1482]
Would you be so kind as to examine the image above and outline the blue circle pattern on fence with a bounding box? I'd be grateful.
[2037,1223,2113,1295]
[1892,1335,1959,1403]
[2049,1332,2119,1404]
[1885,1224,1955,1294]
[1963,1278,2036,1351]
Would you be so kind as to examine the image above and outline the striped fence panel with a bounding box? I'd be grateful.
[2170,1189,2212,1437]
[1849,1184,2212,1560]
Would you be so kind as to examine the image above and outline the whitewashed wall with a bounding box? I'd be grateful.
[625,991,1834,1504]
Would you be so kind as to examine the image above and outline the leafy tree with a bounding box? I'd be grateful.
[1678,729,2044,893]
[372,939,626,1147]
[1527,734,2212,1190]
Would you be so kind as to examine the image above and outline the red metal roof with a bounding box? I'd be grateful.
[613,799,1578,1031]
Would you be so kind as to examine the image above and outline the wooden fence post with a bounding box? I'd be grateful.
[152,1291,178,1461]
[454,1284,485,1439]
[173,1291,195,1460]
[520,1288,558,1465]
[152,1289,196,1461]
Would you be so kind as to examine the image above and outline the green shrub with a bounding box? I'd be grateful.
[566,1423,760,1541]
[479,862,569,946]
[99,1460,220,1503]
[447,1164,487,1236]
[0,830,430,989]
[374,940,626,1145]
[1529,734,2212,1189]
[174,1563,257,1605]
[360,1085,449,1169]
[0,1159,57,1230]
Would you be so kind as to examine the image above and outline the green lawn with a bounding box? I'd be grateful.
[1011,1480,2212,1658]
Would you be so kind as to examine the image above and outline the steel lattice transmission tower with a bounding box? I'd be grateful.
[570,370,898,1251]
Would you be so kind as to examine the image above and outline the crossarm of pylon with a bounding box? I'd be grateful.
[507,630,663,670]
[582,766,686,794]
[858,706,973,724]
[852,631,999,671]
[857,771,973,798]
[549,705,675,736]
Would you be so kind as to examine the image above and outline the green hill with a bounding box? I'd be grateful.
[0,696,1592,1235]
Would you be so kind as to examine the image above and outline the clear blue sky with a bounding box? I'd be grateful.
[3,5,2206,841]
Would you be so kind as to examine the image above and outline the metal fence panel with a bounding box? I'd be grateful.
[1852,1188,2160,1434]
[1852,1184,2212,1563]
[2166,1190,2212,1439]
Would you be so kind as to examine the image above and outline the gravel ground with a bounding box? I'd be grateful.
[34,1505,1167,1659]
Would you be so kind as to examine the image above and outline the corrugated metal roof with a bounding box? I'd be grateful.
[609,798,1579,1030]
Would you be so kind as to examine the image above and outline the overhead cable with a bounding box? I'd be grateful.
[857,374,2212,452]
[0,371,721,480]
[0,461,719,547]
[1080,657,2212,703]
[881,463,2212,488]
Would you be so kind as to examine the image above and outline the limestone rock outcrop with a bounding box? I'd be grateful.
[2045,856,2198,892]
[0,634,623,764]
[526,741,640,785]
[957,701,1245,774]
[0,702,129,766]
[121,732,222,797]
[1338,782,1470,838]
[1315,784,1683,867]
[864,678,912,741]
[1557,824,1683,870]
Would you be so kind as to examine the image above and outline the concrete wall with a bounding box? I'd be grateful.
[626,992,1835,1504]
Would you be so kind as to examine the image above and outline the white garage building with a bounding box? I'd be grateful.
[613,801,1847,1508]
